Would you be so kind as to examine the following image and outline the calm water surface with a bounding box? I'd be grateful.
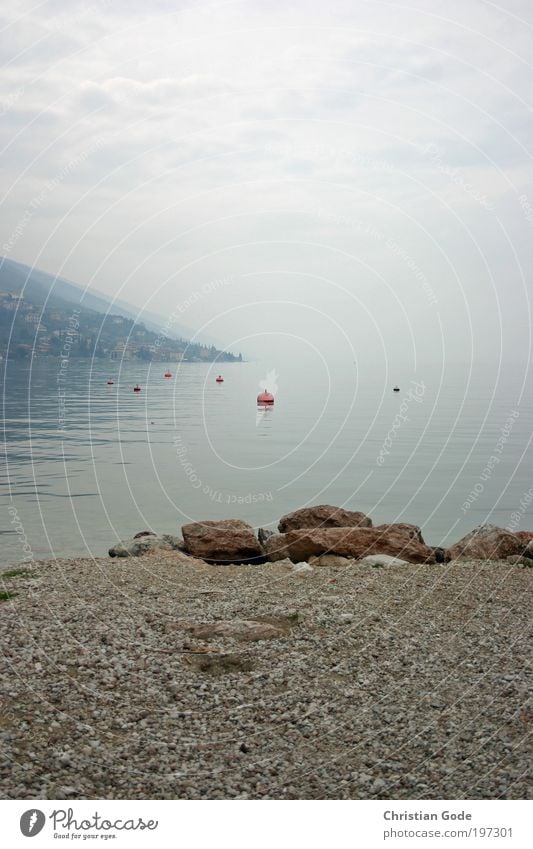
[1,358,532,562]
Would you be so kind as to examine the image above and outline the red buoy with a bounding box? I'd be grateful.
[164,372,172,378]
[257,390,274,405]
[107,379,114,385]
[216,375,224,383]
[133,384,141,393]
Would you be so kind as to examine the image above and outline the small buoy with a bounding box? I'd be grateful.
[216,375,224,383]
[164,371,172,378]
[133,384,141,393]
[107,379,114,385]
[257,390,274,405]
[393,386,400,392]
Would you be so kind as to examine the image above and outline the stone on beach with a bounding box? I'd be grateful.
[505,555,532,566]
[447,524,528,561]
[522,540,533,559]
[358,554,410,567]
[263,533,292,562]
[181,519,263,563]
[278,504,372,533]
[291,562,313,574]
[309,554,353,567]
[373,522,425,543]
[282,527,438,564]
[258,527,275,546]
[109,534,185,558]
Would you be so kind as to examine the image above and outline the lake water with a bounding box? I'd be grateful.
[1,358,532,563]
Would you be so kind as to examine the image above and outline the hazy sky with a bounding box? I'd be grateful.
[1,0,532,367]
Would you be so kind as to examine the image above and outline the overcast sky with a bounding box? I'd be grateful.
[1,0,532,367]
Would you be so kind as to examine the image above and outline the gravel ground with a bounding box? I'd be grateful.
[0,554,531,800]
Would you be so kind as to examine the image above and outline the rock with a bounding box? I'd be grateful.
[514,531,533,542]
[505,555,532,567]
[292,562,313,573]
[358,554,409,567]
[373,522,424,543]
[283,527,437,564]
[308,554,352,568]
[263,534,291,562]
[447,524,527,561]
[181,519,263,564]
[522,541,533,560]
[109,534,185,558]
[278,505,372,533]
[273,558,294,569]
[133,530,156,539]
[432,547,448,563]
[258,528,275,546]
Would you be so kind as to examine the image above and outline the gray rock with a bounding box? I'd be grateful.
[258,528,275,546]
[263,534,291,562]
[109,534,186,557]
[358,554,409,567]
[292,562,313,574]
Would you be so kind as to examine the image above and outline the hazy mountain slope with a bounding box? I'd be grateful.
[0,257,206,343]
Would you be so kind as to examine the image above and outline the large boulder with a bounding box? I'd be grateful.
[278,505,372,533]
[109,534,185,558]
[373,522,424,543]
[448,524,527,561]
[282,527,437,564]
[181,519,263,563]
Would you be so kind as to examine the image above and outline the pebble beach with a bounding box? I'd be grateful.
[1,553,531,800]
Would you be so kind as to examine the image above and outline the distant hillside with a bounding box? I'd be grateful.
[0,257,220,342]
[0,258,242,363]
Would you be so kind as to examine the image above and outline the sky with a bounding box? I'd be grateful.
[1,0,532,369]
